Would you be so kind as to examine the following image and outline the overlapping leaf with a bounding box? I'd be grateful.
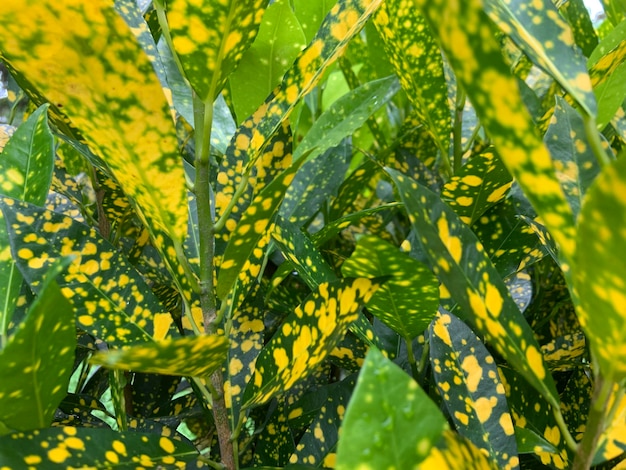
[387,169,559,405]
[0,105,54,344]
[0,261,75,432]
[482,0,596,117]
[0,0,188,247]
[0,426,199,467]
[575,153,626,381]
[166,0,267,101]
[91,334,228,377]
[413,0,577,268]
[335,347,447,469]
[421,430,500,470]
[429,312,518,470]
[442,149,512,226]
[342,235,439,340]
[242,278,379,408]
[562,0,598,57]
[0,197,174,347]
[373,0,450,156]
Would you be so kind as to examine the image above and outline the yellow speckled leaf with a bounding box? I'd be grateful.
[0,0,187,248]
[421,430,499,470]
[413,0,576,267]
[91,334,228,377]
[373,0,450,156]
[575,154,626,381]
[387,169,559,406]
[166,0,267,101]
[242,277,379,409]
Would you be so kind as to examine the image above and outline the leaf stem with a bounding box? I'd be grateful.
[453,87,466,173]
[213,173,251,233]
[405,336,419,380]
[583,113,612,169]
[552,405,578,452]
[153,0,187,82]
[572,372,614,470]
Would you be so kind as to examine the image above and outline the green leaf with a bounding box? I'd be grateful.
[0,105,54,345]
[335,347,447,469]
[561,0,599,57]
[0,0,188,247]
[0,427,199,467]
[242,278,379,409]
[421,430,500,469]
[166,0,267,101]
[0,197,174,347]
[293,0,336,43]
[442,149,513,226]
[0,260,75,432]
[293,75,400,161]
[575,154,626,381]
[414,0,577,267]
[544,97,601,218]
[217,158,305,300]
[429,311,519,470]
[90,334,229,377]
[342,235,439,340]
[482,0,596,117]
[373,0,450,156]
[230,0,307,122]
[386,169,559,405]
[588,30,626,128]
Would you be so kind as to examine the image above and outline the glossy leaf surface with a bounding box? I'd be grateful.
[243,278,379,408]
[335,347,447,469]
[429,312,518,470]
[342,234,439,340]
[387,169,558,405]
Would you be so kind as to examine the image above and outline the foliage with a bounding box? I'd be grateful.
[0,0,625,468]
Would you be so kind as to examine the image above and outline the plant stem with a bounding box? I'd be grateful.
[552,406,578,452]
[453,87,466,173]
[417,337,430,376]
[193,95,236,470]
[572,373,614,470]
[583,113,612,169]
[405,337,419,380]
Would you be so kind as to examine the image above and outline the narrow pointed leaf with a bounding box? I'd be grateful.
[0,427,199,467]
[429,311,518,470]
[387,169,559,404]
[575,154,626,381]
[373,0,450,154]
[0,197,174,347]
[0,261,75,432]
[336,347,447,469]
[421,430,500,470]
[0,105,54,343]
[342,235,439,340]
[482,0,596,117]
[413,0,577,267]
[242,278,379,409]
[0,0,188,248]
[588,33,626,128]
[91,334,228,377]
[293,75,400,161]
[442,149,513,226]
[166,0,267,101]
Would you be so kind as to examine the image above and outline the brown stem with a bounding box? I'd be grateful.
[210,371,236,470]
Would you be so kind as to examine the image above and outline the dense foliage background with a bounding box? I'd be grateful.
[0,0,625,468]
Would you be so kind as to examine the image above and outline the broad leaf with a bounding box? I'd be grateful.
[342,235,439,340]
[422,430,500,469]
[482,0,596,117]
[166,0,267,101]
[91,334,229,377]
[413,0,577,268]
[575,154,626,381]
[335,347,447,469]
[230,0,307,121]
[0,197,174,347]
[242,278,379,408]
[0,427,199,467]
[0,0,188,247]
[429,312,518,470]
[387,169,559,405]
[0,261,75,432]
